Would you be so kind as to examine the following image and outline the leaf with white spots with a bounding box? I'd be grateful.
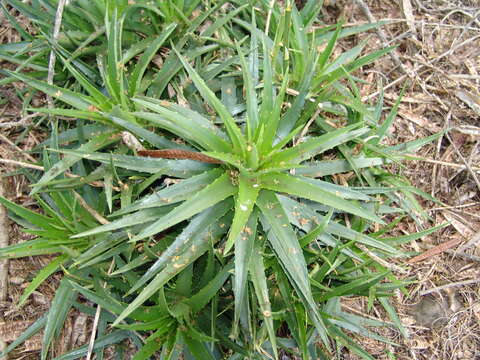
[257,190,330,347]
[224,175,260,255]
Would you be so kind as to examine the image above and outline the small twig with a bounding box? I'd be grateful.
[445,132,480,192]
[355,0,411,76]
[0,132,36,162]
[85,260,115,360]
[420,279,480,296]
[407,238,463,264]
[427,202,480,212]
[0,159,119,190]
[0,158,44,171]
[430,33,480,66]
[0,180,9,359]
[73,191,109,225]
[356,244,407,273]
[0,112,41,129]
[446,250,480,263]
[294,108,321,146]
[457,231,480,254]
[404,156,480,174]
[362,74,408,101]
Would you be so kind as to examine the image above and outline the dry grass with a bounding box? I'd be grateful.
[0,0,479,359]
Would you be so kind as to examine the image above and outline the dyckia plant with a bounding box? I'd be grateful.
[0,1,444,359]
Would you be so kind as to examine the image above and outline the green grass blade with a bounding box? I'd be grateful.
[0,196,60,231]
[375,84,406,144]
[267,124,368,165]
[5,70,94,110]
[295,157,389,177]
[260,173,383,223]
[318,21,342,70]
[257,190,330,347]
[42,279,77,360]
[256,39,273,145]
[32,131,120,193]
[224,175,260,254]
[132,172,235,242]
[378,297,408,338]
[114,168,224,215]
[52,331,131,360]
[71,208,172,238]
[317,271,389,301]
[58,55,112,110]
[173,48,247,156]
[0,314,47,357]
[249,238,278,360]
[52,149,213,177]
[125,201,232,296]
[133,98,231,153]
[18,254,68,307]
[104,6,126,106]
[182,332,216,360]
[128,23,176,96]
[108,112,181,149]
[183,262,234,313]
[232,211,257,336]
[113,211,231,326]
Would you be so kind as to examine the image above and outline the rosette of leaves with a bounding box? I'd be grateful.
[0,2,446,359]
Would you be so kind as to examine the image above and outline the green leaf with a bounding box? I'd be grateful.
[4,70,94,110]
[125,201,231,296]
[42,279,77,360]
[114,168,224,215]
[71,208,171,238]
[68,280,167,322]
[0,196,60,231]
[33,131,120,193]
[317,271,390,301]
[107,111,184,150]
[257,190,329,347]
[295,156,389,177]
[224,175,260,254]
[182,331,216,360]
[299,208,333,247]
[379,297,408,338]
[58,55,112,110]
[129,23,176,96]
[53,331,131,360]
[52,149,212,177]
[375,84,406,144]
[236,37,258,139]
[131,337,165,360]
[318,21,342,69]
[0,314,47,357]
[249,237,277,359]
[279,195,397,253]
[183,262,234,313]
[133,98,231,153]
[113,208,231,326]
[260,173,383,224]
[173,48,247,156]
[267,123,368,165]
[132,171,235,241]
[232,211,257,336]
[18,254,68,307]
